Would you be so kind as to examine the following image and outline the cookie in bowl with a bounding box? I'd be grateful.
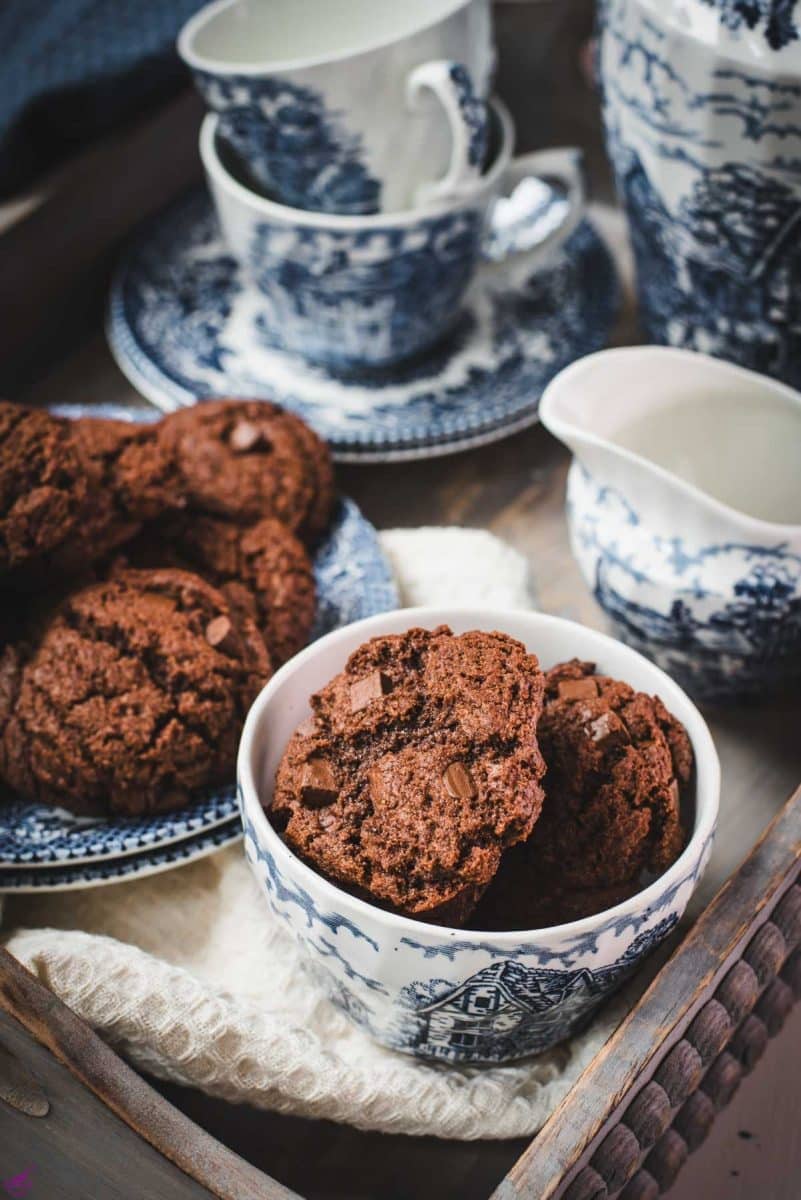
[271,626,547,924]
[238,609,719,1064]
[475,659,693,929]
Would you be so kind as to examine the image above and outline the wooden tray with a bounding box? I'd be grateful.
[1,785,799,1198]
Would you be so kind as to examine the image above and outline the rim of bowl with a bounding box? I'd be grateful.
[237,607,720,942]
[540,346,801,538]
[199,98,514,230]
[179,0,477,76]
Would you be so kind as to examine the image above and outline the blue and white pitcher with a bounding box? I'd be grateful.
[541,346,801,703]
[599,0,801,388]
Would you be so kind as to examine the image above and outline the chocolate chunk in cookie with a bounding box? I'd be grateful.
[0,567,271,815]
[475,659,692,929]
[123,514,316,666]
[271,626,547,925]
[0,403,90,576]
[157,400,334,542]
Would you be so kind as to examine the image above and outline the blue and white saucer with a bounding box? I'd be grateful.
[0,492,397,872]
[0,820,242,892]
[107,190,620,463]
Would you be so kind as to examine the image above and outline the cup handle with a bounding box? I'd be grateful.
[406,60,488,208]
[482,147,585,267]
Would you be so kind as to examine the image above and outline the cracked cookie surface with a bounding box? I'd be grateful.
[123,514,316,666]
[57,417,184,567]
[0,403,90,576]
[157,400,334,543]
[0,567,271,815]
[475,659,692,928]
[271,626,546,925]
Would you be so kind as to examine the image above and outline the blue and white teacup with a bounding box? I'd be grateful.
[600,0,801,389]
[200,99,585,370]
[179,0,493,215]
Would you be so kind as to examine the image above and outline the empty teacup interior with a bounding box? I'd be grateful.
[184,0,475,68]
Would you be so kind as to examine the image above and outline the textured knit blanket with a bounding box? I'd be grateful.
[1,527,628,1139]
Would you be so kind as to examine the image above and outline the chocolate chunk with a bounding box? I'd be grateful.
[443,761,477,800]
[558,677,599,702]
[228,420,265,453]
[368,766,392,810]
[300,758,338,807]
[349,669,393,712]
[587,710,629,751]
[205,615,238,655]
[295,715,318,738]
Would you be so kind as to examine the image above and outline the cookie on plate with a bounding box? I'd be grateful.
[0,567,271,816]
[57,416,184,566]
[157,400,334,543]
[0,403,90,576]
[123,514,316,666]
[475,659,692,928]
[271,626,547,925]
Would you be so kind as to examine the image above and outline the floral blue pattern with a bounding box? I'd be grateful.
[448,62,488,168]
[243,798,712,1062]
[0,820,242,893]
[194,71,381,214]
[568,464,801,700]
[107,190,620,461]
[0,487,397,869]
[392,918,678,1062]
[612,141,801,387]
[601,0,801,387]
[245,208,480,368]
[698,0,800,49]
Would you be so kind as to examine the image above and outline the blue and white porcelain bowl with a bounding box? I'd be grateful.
[200,100,585,370]
[542,347,801,703]
[237,608,719,1064]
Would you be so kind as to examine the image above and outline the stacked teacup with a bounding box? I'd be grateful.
[179,0,585,373]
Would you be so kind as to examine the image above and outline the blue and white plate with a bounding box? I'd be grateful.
[107,190,620,463]
[0,820,242,892]
[0,493,397,870]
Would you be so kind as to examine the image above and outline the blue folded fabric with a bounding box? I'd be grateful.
[0,0,209,196]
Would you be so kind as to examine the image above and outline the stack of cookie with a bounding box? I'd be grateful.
[0,398,334,818]
[272,627,693,928]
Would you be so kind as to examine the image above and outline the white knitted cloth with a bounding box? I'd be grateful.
[2,527,628,1140]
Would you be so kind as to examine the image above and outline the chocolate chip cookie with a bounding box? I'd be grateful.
[55,417,184,566]
[475,659,692,928]
[157,400,334,542]
[0,403,89,576]
[271,626,547,924]
[124,514,316,666]
[0,567,271,815]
